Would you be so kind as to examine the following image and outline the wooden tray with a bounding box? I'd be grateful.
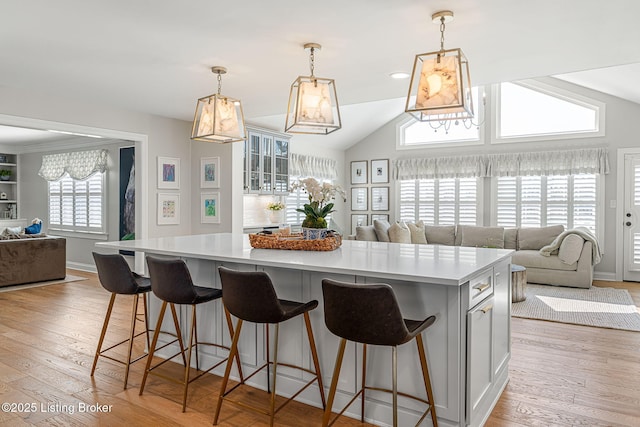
[248,233,342,251]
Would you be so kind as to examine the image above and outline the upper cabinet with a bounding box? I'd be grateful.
[244,127,290,195]
[0,153,18,219]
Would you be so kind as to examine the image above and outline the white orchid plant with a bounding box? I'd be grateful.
[291,178,346,229]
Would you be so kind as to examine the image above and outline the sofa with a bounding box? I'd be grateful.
[0,236,66,287]
[351,221,600,289]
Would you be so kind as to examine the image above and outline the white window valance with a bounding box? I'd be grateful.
[486,147,610,177]
[393,155,486,180]
[38,149,108,181]
[393,147,609,180]
[290,153,338,181]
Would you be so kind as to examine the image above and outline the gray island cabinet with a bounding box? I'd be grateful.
[97,233,512,427]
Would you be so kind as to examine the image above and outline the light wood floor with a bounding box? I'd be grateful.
[0,272,639,426]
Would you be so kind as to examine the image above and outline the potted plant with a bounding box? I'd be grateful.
[266,201,285,224]
[292,177,346,239]
[0,170,11,181]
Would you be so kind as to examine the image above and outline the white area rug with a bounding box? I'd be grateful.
[512,284,640,332]
[0,274,87,292]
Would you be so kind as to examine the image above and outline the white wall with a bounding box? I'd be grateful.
[345,77,640,278]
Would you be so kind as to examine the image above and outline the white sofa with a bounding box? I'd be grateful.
[351,221,599,289]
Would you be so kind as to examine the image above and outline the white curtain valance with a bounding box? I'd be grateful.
[393,155,486,180]
[486,147,610,177]
[38,149,108,181]
[289,153,338,181]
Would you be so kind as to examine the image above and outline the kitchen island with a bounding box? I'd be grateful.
[97,233,513,427]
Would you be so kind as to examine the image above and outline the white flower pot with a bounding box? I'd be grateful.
[268,210,283,224]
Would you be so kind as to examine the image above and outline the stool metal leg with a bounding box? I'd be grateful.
[140,301,168,395]
[91,293,117,377]
[265,323,271,393]
[213,318,243,425]
[416,334,438,427]
[392,346,398,427]
[181,303,198,412]
[268,323,280,427]
[361,343,367,422]
[142,293,151,350]
[169,303,188,367]
[223,307,244,383]
[304,311,326,408]
[123,294,140,389]
[322,338,347,427]
[193,304,200,372]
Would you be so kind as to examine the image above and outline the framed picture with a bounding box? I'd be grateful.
[371,159,389,184]
[351,187,368,211]
[157,156,180,189]
[157,193,180,225]
[350,160,368,185]
[371,187,389,211]
[371,214,389,223]
[200,157,220,188]
[351,214,368,235]
[201,192,221,223]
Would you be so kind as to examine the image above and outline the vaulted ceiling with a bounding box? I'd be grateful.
[2,0,639,150]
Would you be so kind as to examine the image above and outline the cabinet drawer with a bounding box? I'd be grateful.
[468,268,493,309]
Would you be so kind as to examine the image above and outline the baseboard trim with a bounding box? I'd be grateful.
[593,271,616,281]
[67,261,96,273]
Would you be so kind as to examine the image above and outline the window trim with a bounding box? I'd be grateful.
[492,79,606,144]
[48,172,107,237]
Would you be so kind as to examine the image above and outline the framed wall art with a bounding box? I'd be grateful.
[200,156,220,188]
[201,192,221,223]
[157,193,180,225]
[350,160,368,185]
[351,187,368,211]
[371,159,389,184]
[351,214,368,235]
[157,156,180,189]
[371,214,389,223]
[371,186,389,211]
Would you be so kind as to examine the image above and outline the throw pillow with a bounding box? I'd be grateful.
[407,221,428,244]
[3,226,22,236]
[25,223,42,234]
[461,226,505,248]
[425,225,456,246]
[503,228,518,249]
[355,225,378,241]
[558,234,584,265]
[388,221,411,243]
[373,219,391,242]
[518,225,564,250]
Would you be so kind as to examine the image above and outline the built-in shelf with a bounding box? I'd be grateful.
[0,200,17,204]
[0,163,17,167]
[0,181,17,185]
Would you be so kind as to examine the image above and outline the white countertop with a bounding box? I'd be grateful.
[97,233,513,286]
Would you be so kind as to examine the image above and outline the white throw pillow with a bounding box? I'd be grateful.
[373,219,391,242]
[388,221,411,243]
[355,225,378,241]
[558,234,584,265]
[407,221,427,244]
[461,226,505,248]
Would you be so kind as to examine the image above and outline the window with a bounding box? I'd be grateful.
[48,173,105,234]
[397,87,484,149]
[496,81,604,142]
[398,178,480,225]
[493,174,600,235]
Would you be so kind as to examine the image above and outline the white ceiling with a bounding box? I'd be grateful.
[2,0,640,150]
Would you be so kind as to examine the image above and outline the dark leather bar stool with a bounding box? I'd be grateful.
[141,256,243,412]
[214,267,326,427]
[321,279,438,427]
[91,252,152,389]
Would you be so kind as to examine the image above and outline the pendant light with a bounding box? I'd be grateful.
[285,43,342,135]
[405,10,474,123]
[191,66,246,143]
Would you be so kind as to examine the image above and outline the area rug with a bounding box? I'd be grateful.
[512,284,640,332]
[0,274,88,293]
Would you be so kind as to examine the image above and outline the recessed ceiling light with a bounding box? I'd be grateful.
[389,72,410,79]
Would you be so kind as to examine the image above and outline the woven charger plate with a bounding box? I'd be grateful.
[248,233,342,251]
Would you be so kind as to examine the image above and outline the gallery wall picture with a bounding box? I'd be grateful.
[119,147,135,255]
[157,193,180,225]
[371,214,390,222]
[371,159,389,184]
[158,156,180,189]
[201,192,221,223]
[351,214,368,235]
[200,157,220,188]
[351,187,368,211]
[371,186,390,211]
[350,160,367,185]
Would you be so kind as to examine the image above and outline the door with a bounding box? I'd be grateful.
[623,154,640,281]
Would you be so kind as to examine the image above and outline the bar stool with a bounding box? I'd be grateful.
[140,256,243,412]
[214,267,326,427]
[321,279,438,427]
[91,252,152,389]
